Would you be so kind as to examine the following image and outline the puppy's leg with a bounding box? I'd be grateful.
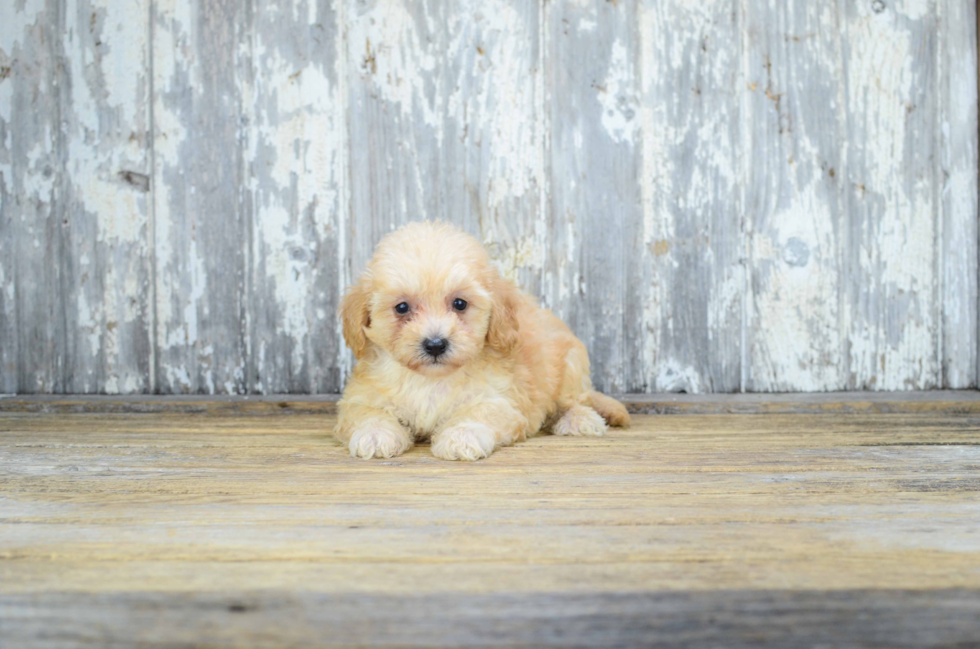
[553,404,607,437]
[335,405,414,460]
[431,402,527,462]
[554,337,630,430]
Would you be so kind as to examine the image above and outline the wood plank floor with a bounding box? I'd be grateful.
[2,399,980,647]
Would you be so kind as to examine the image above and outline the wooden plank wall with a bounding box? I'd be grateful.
[0,0,977,395]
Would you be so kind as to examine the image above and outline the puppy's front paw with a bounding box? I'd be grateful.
[553,405,607,437]
[349,423,413,460]
[431,423,498,461]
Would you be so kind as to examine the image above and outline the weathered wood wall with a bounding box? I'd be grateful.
[0,0,977,395]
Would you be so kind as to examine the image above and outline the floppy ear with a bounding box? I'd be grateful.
[340,277,373,359]
[486,276,520,354]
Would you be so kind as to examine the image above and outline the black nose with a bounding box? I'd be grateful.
[423,338,448,358]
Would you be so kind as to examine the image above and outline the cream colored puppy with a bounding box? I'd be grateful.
[335,222,630,461]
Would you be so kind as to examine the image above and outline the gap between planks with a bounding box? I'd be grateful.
[1,391,979,415]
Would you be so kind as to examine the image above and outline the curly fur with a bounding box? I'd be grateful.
[334,222,630,461]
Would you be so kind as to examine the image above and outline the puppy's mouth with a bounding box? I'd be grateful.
[407,357,459,373]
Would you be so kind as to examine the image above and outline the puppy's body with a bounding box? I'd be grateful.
[335,222,629,461]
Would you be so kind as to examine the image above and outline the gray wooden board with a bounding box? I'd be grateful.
[941,0,979,388]
[641,0,743,393]
[2,1,154,395]
[345,0,542,277]
[842,0,941,391]
[1,1,71,393]
[0,1,978,395]
[63,0,153,394]
[743,1,846,392]
[247,0,346,393]
[152,0,250,394]
[2,590,979,648]
[545,0,644,394]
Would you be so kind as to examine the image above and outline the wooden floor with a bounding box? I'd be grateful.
[2,395,980,647]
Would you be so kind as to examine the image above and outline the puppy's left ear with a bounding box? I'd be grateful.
[486,276,520,354]
[340,276,372,359]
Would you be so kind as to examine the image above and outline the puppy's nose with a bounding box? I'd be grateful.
[422,338,448,358]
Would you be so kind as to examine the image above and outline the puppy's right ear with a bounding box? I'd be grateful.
[341,277,372,359]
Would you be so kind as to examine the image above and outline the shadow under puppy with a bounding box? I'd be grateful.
[335,221,630,461]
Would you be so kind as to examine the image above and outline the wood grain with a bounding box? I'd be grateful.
[0,0,154,395]
[641,0,743,393]
[1,407,980,645]
[1,1,70,393]
[546,0,644,394]
[744,1,846,392]
[248,0,347,393]
[346,0,465,271]
[63,0,153,394]
[843,0,941,391]
[3,590,980,648]
[941,0,979,388]
[152,0,250,394]
[345,0,542,278]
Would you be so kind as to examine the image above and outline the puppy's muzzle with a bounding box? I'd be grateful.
[422,337,449,359]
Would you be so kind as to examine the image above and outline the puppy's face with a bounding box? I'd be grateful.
[342,223,517,376]
[365,264,493,377]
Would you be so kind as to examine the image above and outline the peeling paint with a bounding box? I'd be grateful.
[844,0,940,390]
[741,0,850,392]
[244,0,347,394]
[641,0,742,393]
[597,40,639,144]
[1,0,976,394]
[348,0,441,132]
[655,359,703,394]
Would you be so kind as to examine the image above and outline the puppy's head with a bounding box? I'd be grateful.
[341,222,518,376]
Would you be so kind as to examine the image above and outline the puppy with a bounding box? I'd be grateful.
[335,221,630,461]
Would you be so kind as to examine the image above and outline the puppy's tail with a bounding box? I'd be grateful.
[587,391,631,428]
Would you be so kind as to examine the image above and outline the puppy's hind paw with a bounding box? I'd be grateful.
[431,423,498,461]
[349,424,413,459]
[553,405,608,437]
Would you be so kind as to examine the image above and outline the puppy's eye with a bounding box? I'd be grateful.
[452,298,468,312]
[394,302,410,315]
